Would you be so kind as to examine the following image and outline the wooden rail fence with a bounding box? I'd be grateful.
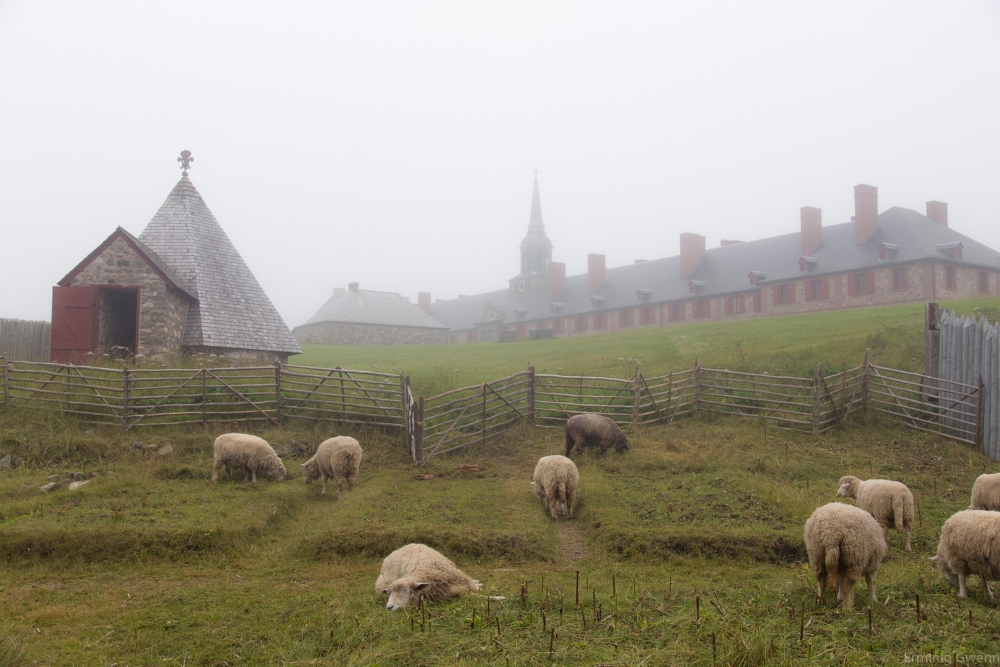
[0,355,984,464]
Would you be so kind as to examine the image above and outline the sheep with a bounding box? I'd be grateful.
[564,413,630,458]
[531,455,579,520]
[375,543,481,610]
[969,472,1000,511]
[301,436,363,497]
[932,510,1000,599]
[211,433,286,483]
[804,502,887,611]
[837,475,914,551]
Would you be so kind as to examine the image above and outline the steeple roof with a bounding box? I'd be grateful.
[520,172,553,252]
[138,175,301,355]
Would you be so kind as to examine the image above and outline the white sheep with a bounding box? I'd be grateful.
[837,475,915,551]
[531,455,579,520]
[301,436,363,497]
[375,543,481,611]
[969,473,1000,511]
[211,433,286,483]
[804,502,887,611]
[932,509,1000,599]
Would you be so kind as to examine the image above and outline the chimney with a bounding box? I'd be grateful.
[854,184,878,245]
[417,292,431,314]
[679,233,706,279]
[587,254,606,292]
[927,201,948,227]
[800,206,822,256]
[334,287,345,297]
[549,262,566,299]
[348,282,360,293]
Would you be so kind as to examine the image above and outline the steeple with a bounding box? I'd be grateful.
[511,171,554,294]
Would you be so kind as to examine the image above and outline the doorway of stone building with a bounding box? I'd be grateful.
[97,287,140,357]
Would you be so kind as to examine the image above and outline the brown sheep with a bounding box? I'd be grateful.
[564,414,630,458]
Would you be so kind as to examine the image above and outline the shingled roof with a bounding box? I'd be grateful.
[299,284,447,330]
[138,175,302,355]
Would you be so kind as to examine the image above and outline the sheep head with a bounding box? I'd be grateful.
[383,578,430,611]
[301,459,319,484]
[837,476,861,498]
[615,433,631,453]
[271,461,286,482]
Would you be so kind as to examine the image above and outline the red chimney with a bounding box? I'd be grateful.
[800,206,822,256]
[417,292,431,314]
[587,254,606,292]
[927,201,948,227]
[549,262,566,299]
[854,184,878,245]
[679,233,706,279]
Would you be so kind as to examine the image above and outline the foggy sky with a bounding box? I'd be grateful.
[1,2,998,329]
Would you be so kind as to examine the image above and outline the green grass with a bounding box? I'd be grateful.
[2,299,1000,664]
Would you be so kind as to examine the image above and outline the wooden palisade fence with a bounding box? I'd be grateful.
[0,354,986,464]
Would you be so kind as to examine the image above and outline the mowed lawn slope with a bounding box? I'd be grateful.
[0,299,998,664]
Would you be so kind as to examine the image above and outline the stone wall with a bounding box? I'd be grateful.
[183,347,292,365]
[293,322,447,346]
[71,237,191,358]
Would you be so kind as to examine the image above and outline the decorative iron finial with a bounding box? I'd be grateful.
[177,150,194,175]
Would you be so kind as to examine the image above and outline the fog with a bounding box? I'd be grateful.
[1,2,998,328]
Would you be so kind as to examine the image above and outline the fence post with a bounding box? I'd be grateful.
[976,374,985,449]
[123,364,130,430]
[416,396,425,465]
[482,382,487,444]
[693,358,701,415]
[2,357,8,408]
[633,367,642,429]
[527,364,535,426]
[861,353,870,411]
[400,373,408,448]
[812,365,821,435]
[275,361,282,424]
[202,368,207,428]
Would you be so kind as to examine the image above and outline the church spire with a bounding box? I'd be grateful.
[529,169,543,228]
[518,170,553,277]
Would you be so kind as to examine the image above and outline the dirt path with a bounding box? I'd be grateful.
[554,521,589,562]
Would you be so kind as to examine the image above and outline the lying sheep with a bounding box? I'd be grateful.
[211,433,286,483]
[837,475,914,551]
[532,455,579,520]
[804,502,887,611]
[375,543,481,610]
[969,473,1000,511]
[564,413,630,458]
[301,436,363,497]
[932,510,1000,599]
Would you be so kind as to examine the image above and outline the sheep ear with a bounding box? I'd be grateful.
[413,582,430,591]
[382,588,388,595]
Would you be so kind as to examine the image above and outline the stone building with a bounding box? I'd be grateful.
[293,283,447,345]
[428,179,1000,342]
[51,160,301,363]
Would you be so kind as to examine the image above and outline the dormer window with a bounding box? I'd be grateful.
[636,288,652,302]
[748,271,765,285]
[550,302,565,315]
[937,241,963,260]
[514,308,529,320]
[687,280,706,294]
[878,243,898,261]
[798,257,818,273]
[590,296,606,309]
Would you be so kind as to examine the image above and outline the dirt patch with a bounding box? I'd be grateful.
[554,521,588,562]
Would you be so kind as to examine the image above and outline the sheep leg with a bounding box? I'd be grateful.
[212,462,220,483]
[865,572,877,602]
[250,469,257,483]
[840,575,857,611]
[320,474,328,496]
[904,527,911,552]
[566,488,575,519]
[347,475,355,491]
[336,477,345,499]
[958,572,968,598]
[548,490,560,520]
[985,578,995,601]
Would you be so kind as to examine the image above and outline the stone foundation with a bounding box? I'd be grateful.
[293,322,447,346]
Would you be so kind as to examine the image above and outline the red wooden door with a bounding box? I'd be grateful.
[50,286,97,362]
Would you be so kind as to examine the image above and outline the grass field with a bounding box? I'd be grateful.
[1,299,1000,665]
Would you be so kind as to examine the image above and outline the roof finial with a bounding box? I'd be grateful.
[177,150,194,176]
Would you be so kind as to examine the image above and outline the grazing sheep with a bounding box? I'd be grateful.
[932,510,1000,599]
[532,455,579,520]
[804,502,887,611]
[375,543,481,610]
[301,436,363,497]
[969,473,1000,511]
[837,475,915,551]
[211,433,286,483]
[564,413,630,458]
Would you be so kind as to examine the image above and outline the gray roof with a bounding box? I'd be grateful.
[138,175,302,355]
[299,287,447,330]
[429,206,1000,331]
